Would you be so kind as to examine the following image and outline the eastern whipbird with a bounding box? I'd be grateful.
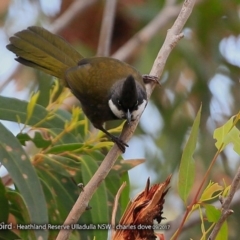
[7,26,158,152]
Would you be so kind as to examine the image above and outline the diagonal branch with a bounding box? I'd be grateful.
[49,0,99,34]
[112,2,181,62]
[164,188,240,239]
[56,0,196,239]
[111,182,127,239]
[208,166,240,240]
[97,0,117,56]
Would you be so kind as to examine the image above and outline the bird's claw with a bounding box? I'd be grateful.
[142,74,160,85]
[111,136,128,153]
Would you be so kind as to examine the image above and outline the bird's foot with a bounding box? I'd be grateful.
[97,126,129,153]
[142,74,160,85]
[111,136,129,153]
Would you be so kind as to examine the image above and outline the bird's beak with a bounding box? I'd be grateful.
[126,109,131,124]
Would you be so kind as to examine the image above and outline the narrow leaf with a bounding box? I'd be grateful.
[37,170,78,222]
[215,221,228,240]
[47,128,80,144]
[26,91,40,124]
[204,204,221,222]
[36,73,53,107]
[38,155,81,177]
[120,172,130,217]
[200,182,223,202]
[0,230,20,240]
[112,159,145,174]
[7,190,36,240]
[46,143,84,154]
[0,123,48,240]
[214,116,240,154]
[178,105,202,204]
[0,178,9,222]
[81,155,109,240]
[0,96,69,128]
[17,132,51,148]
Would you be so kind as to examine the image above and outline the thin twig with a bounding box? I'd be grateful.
[56,0,196,239]
[112,3,181,61]
[208,166,240,240]
[171,147,222,240]
[49,0,99,34]
[111,181,127,240]
[150,0,196,78]
[170,116,240,239]
[97,0,117,56]
[165,188,240,239]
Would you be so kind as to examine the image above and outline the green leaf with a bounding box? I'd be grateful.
[46,143,84,154]
[216,221,228,240]
[204,204,221,222]
[104,169,129,221]
[47,128,81,144]
[38,155,81,177]
[0,229,20,240]
[80,155,109,240]
[0,123,48,240]
[17,132,51,148]
[200,182,223,202]
[36,177,61,240]
[120,172,130,217]
[36,73,53,107]
[214,116,240,154]
[37,170,78,222]
[0,95,69,128]
[0,179,9,223]
[178,105,202,204]
[26,91,40,125]
[112,158,145,174]
[7,190,36,240]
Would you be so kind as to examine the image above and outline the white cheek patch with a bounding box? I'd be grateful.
[108,99,125,119]
[131,99,147,121]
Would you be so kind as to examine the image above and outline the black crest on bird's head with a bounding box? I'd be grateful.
[120,75,138,110]
[108,75,147,122]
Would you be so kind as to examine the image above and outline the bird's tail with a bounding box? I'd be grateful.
[6,26,83,80]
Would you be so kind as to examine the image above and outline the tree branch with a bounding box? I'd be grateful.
[97,0,117,56]
[208,166,240,240]
[112,2,181,62]
[56,0,196,239]
[165,188,240,239]
[150,0,196,78]
[49,0,99,34]
[111,182,127,240]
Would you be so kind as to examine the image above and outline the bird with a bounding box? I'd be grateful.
[6,26,149,153]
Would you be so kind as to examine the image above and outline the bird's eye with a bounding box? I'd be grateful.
[118,100,122,106]
[134,101,138,107]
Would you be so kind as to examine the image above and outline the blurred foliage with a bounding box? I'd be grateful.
[1,0,240,239]
[0,87,143,239]
[173,109,240,239]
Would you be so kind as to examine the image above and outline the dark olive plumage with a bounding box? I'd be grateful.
[6,26,148,152]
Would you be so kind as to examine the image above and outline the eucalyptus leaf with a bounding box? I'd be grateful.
[178,105,202,204]
[0,123,48,240]
[17,132,51,148]
[80,155,109,240]
[0,96,69,128]
[0,178,9,223]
